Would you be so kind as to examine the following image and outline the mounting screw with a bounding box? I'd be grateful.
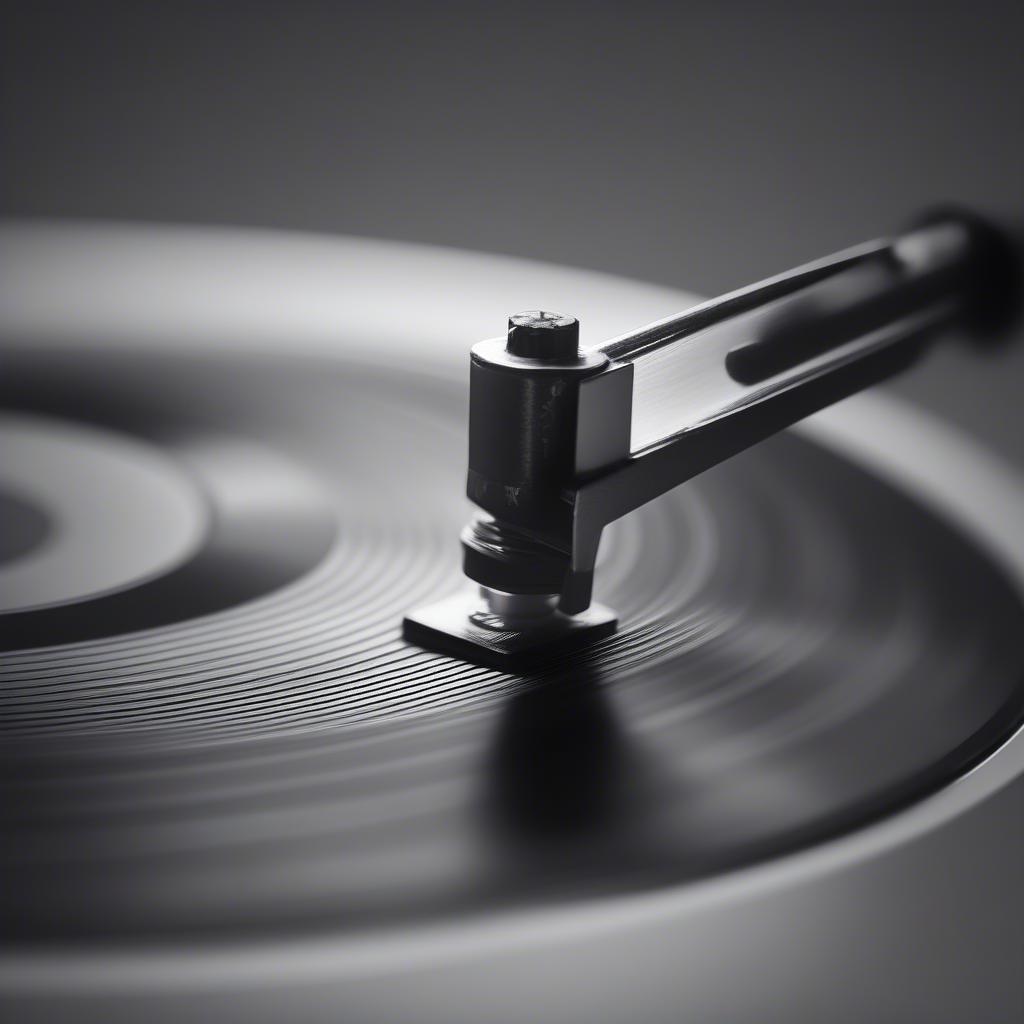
[506,311,580,360]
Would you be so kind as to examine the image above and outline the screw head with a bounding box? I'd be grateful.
[506,311,580,360]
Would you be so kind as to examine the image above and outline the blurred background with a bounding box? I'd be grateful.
[3,0,1023,460]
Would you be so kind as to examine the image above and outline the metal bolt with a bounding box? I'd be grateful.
[506,310,580,360]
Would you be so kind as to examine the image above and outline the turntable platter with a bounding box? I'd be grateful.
[2,224,1023,1021]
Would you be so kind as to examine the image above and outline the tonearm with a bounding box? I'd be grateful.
[404,209,1020,669]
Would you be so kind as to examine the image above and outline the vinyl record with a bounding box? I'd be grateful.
[2,224,1023,1021]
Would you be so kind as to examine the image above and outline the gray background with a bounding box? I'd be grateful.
[3,0,1022,460]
